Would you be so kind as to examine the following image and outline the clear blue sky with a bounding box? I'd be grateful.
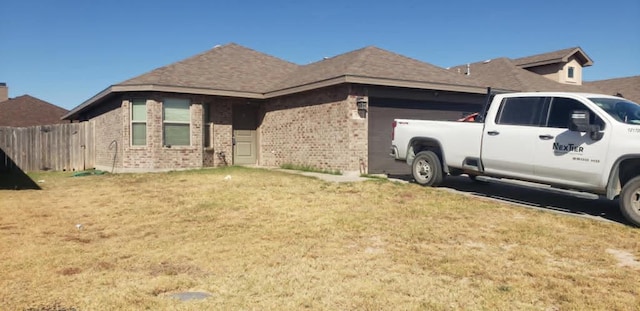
[1,0,639,110]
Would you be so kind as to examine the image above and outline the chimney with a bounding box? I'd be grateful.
[0,83,7,102]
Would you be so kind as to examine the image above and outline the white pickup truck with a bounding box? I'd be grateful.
[390,92,640,226]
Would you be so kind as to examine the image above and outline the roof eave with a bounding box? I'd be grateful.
[265,76,349,98]
[113,84,265,99]
[62,84,266,120]
[265,75,488,98]
[66,76,489,120]
[62,86,114,120]
[517,48,594,69]
[565,47,594,67]
[345,76,488,94]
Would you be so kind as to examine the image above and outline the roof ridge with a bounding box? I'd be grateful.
[511,46,579,61]
[117,43,298,86]
[511,46,592,67]
[586,75,640,83]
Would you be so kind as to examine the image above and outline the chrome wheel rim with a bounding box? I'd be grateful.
[415,159,432,182]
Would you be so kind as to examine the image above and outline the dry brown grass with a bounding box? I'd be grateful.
[1,167,639,310]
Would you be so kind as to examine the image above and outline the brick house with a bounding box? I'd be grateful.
[63,43,490,174]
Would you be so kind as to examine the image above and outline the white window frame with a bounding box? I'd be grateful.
[162,98,191,147]
[130,99,147,146]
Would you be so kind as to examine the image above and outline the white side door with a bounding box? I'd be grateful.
[533,97,610,190]
[481,97,547,179]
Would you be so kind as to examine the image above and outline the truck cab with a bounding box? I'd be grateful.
[391,92,640,226]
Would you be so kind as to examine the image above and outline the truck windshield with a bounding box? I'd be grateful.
[589,97,640,125]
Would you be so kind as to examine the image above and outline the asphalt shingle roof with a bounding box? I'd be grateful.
[66,44,628,120]
[586,76,640,103]
[271,46,483,91]
[449,58,600,93]
[119,43,300,94]
[512,47,593,68]
[65,43,489,119]
[0,95,69,127]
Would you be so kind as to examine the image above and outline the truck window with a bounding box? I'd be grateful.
[589,97,640,125]
[495,97,546,126]
[546,97,604,129]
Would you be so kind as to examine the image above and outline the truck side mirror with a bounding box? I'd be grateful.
[569,110,603,141]
[569,110,591,132]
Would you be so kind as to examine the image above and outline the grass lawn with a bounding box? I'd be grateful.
[1,167,639,310]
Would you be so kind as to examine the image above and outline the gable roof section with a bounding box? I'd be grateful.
[64,44,489,120]
[0,95,69,127]
[512,47,593,68]
[268,46,486,96]
[119,43,300,95]
[64,43,300,120]
[448,58,599,92]
[585,75,640,103]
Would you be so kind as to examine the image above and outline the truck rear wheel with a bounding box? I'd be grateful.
[620,176,640,227]
[412,151,443,186]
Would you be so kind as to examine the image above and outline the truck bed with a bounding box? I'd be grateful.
[392,119,484,170]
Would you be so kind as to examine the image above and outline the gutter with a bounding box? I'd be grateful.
[63,76,490,120]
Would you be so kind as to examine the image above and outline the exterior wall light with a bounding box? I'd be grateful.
[356,96,368,112]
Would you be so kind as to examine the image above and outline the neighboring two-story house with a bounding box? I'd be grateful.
[512,47,593,85]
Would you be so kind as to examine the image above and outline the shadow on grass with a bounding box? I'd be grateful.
[388,174,630,227]
[0,148,40,190]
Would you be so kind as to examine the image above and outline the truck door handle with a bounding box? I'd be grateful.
[487,131,499,136]
[538,135,554,140]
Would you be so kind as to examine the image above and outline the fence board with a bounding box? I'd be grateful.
[0,122,95,172]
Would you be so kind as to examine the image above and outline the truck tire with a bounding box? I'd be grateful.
[620,176,640,227]
[412,151,443,186]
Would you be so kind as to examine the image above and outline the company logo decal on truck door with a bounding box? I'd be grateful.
[552,143,584,153]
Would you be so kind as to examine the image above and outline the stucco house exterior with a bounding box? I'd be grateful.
[448,47,639,104]
[63,43,490,174]
[511,47,593,85]
[447,47,599,93]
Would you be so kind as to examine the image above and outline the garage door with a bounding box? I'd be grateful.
[368,97,481,175]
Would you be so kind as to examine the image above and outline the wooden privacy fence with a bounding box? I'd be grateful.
[0,122,95,172]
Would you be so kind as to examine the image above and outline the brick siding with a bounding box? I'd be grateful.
[259,85,368,173]
[92,99,124,172]
[89,87,369,173]
[205,97,234,167]
[89,92,237,172]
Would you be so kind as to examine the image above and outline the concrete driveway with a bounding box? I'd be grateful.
[389,174,631,227]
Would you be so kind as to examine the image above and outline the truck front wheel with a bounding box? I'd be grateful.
[620,176,640,227]
[412,151,443,186]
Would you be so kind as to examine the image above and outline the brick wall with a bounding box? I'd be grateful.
[116,93,204,172]
[89,88,369,173]
[92,99,124,172]
[259,85,368,173]
[205,97,234,167]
